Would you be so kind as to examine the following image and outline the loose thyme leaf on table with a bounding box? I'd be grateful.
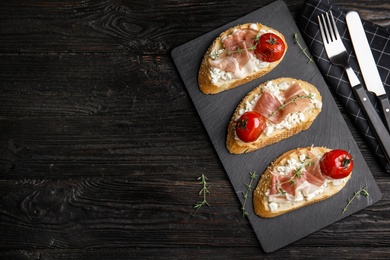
[194,174,210,211]
[342,187,369,214]
[294,33,313,63]
[241,172,258,217]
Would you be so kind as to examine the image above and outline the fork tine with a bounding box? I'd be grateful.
[329,11,341,40]
[318,14,330,44]
[322,14,331,43]
[324,12,335,42]
[318,15,327,44]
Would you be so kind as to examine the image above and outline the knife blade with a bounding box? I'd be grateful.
[346,11,390,132]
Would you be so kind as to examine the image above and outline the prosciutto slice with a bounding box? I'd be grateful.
[281,83,312,117]
[268,172,290,203]
[279,170,307,197]
[268,153,326,202]
[209,54,239,73]
[303,152,326,187]
[253,91,283,123]
[268,168,309,202]
[253,83,311,124]
[209,28,258,73]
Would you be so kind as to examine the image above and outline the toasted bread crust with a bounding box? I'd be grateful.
[198,23,287,94]
[226,78,322,154]
[253,147,352,218]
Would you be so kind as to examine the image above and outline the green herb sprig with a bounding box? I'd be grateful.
[194,174,211,211]
[294,33,313,63]
[275,158,315,195]
[241,172,258,217]
[269,93,314,118]
[210,42,257,59]
[342,187,369,214]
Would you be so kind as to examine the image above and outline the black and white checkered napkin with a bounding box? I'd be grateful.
[297,0,390,173]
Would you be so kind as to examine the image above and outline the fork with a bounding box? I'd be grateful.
[318,11,390,165]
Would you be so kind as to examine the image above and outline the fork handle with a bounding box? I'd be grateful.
[353,84,390,163]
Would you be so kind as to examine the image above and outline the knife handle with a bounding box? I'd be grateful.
[378,94,390,132]
[353,84,390,163]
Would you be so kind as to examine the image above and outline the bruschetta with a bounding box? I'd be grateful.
[198,23,287,94]
[226,78,322,154]
[253,146,354,218]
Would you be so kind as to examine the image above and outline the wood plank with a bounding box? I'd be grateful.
[0,178,388,248]
[0,54,186,117]
[1,246,390,260]
[0,1,388,53]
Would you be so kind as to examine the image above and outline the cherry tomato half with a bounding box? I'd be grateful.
[254,33,286,62]
[320,149,354,179]
[235,111,266,143]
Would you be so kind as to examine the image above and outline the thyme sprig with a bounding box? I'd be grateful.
[269,93,314,117]
[241,172,258,217]
[276,158,315,195]
[210,43,257,59]
[294,33,313,63]
[209,35,260,59]
[194,174,211,211]
[342,187,369,214]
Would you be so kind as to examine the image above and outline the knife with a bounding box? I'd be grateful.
[346,11,390,132]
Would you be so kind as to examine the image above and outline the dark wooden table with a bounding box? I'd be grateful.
[1,0,389,259]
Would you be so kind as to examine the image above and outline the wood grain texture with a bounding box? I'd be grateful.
[0,0,389,258]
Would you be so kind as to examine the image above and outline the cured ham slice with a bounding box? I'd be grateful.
[268,173,289,203]
[253,83,312,124]
[303,152,326,187]
[279,170,307,196]
[281,83,312,117]
[253,91,283,123]
[268,153,326,203]
[209,54,239,73]
[283,82,304,101]
[209,28,258,73]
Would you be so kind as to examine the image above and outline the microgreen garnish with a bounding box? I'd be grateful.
[194,174,211,211]
[342,187,369,214]
[294,33,313,63]
[241,172,258,217]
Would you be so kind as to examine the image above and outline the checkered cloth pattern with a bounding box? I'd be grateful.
[298,0,390,173]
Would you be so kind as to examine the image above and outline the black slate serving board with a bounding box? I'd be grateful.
[171,0,382,253]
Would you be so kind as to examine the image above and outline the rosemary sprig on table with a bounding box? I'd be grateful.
[294,33,313,63]
[241,172,258,217]
[342,187,369,214]
[194,174,211,211]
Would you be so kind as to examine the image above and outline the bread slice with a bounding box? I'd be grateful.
[198,23,287,94]
[226,78,322,154]
[253,146,352,218]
